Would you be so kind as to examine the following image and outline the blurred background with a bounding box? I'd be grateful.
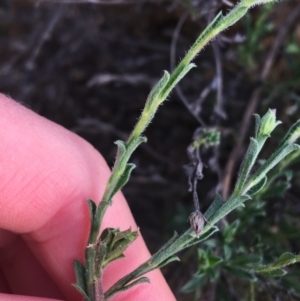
[1,0,300,300]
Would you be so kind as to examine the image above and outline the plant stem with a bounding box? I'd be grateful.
[94,0,278,244]
[76,1,289,300]
[104,229,194,299]
[104,194,248,299]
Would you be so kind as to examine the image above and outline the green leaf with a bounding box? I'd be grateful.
[96,228,140,273]
[205,193,223,220]
[160,63,196,100]
[181,273,207,293]
[192,11,223,46]
[223,220,240,243]
[109,163,136,201]
[103,228,139,267]
[155,255,180,269]
[154,231,179,255]
[278,119,300,148]
[184,226,219,249]
[112,228,139,245]
[234,137,259,194]
[232,254,262,266]
[218,5,249,31]
[114,140,127,160]
[126,136,147,155]
[197,249,210,268]
[105,277,150,299]
[263,181,291,198]
[145,70,170,109]
[285,43,300,54]
[256,109,281,138]
[259,269,287,277]
[73,260,90,301]
[112,137,146,186]
[225,265,257,282]
[247,176,267,196]
[223,245,232,260]
[206,255,223,267]
[72,284,90,301]
[100,228,115,249]
[87,199,97,225]
[206,266,221,282]
[123,277,150,290]
[254,114,261,138]
[269,252,300,268]
[103,254,126,268]
[86,199,97,244]
[95,242,108,277]
[246,144,300,193]
[281,272,300,295]
[209,195,251,226]
[248,253,300,277]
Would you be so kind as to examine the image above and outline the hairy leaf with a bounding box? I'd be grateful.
[184,226,219,249]
[73,260,89,301]
[205,193,223,220]
[247,176,267,196]
[232,254,262,266]
[109,163,136,200]
[225,265,257,282]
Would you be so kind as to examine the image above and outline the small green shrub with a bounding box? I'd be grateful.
[72,1,300,300]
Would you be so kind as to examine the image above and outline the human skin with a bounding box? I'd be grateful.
[0,94,176,301]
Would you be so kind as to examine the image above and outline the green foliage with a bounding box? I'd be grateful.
[192,128,221,150]
[71,1,300,300]
[99,228,139,269]
[181,128,300,299]
[238,3,274,69]
[73,260,90,301]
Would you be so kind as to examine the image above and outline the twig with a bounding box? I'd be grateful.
[222,4,300,199]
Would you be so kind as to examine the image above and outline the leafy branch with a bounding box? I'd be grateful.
[104,110,300,299]
[72,1,300,300]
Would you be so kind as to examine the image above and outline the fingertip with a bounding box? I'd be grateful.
[0,94,176,301]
